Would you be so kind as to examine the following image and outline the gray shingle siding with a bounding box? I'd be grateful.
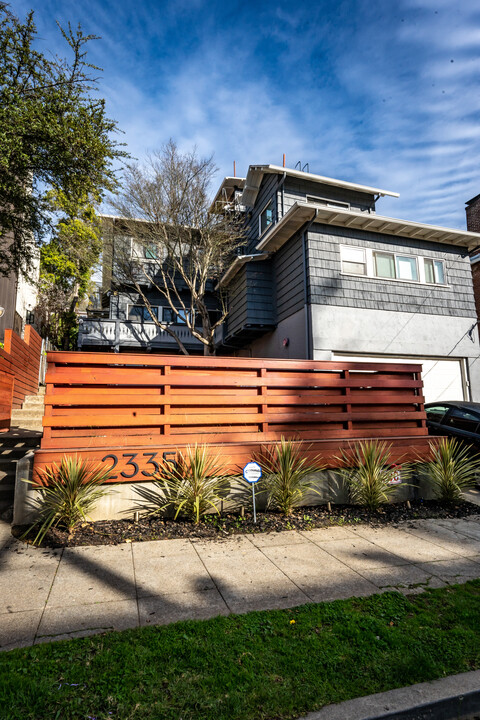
[283,178,376,215]
[245,174,279,253]
[225,261,276,337]
[307,223,476,317]
[274,232,305,321]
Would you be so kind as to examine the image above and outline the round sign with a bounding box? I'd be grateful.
[243,461,262,484]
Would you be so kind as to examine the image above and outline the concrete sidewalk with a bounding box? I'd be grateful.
[2,515,480,651]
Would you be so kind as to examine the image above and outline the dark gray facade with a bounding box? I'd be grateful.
[216,165,480,402]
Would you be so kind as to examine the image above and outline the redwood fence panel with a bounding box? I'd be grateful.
[32,351,433,480]
[0,325,42,409]
[0,370,14,431]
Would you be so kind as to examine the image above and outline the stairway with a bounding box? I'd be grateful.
[10,386,45,433]
[0,388,44,515]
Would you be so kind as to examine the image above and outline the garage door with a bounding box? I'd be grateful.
[331,354,466,403]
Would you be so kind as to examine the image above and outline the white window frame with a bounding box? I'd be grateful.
[340,245,449,287]
[259,199,275,237]
[373,250,419,283]
[422,257,446,285]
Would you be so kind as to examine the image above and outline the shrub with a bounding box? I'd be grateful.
[425,437,479,503]
[23,455,113,545]
[256,437,324,516]
[338,440,410,512]
[132,444,230,524]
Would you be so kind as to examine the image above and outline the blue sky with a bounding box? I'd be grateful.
[12,0,480,228]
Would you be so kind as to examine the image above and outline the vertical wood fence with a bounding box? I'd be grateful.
[0,325,42,410]
[33,352,433,480]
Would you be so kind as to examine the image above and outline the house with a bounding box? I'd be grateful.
[0,253,39,342]
[77,215,220,354]
[213,164,480,403]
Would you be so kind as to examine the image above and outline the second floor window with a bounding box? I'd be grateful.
[374,252,418,281]
[340,245,447,285]
[259,200,274,235]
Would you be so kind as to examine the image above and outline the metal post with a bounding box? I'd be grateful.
[252,484,256,524]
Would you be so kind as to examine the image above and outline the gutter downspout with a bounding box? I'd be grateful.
[302,210,318,360]
[278,172,286,219]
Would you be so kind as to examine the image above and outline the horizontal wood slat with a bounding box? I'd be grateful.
[33,351,431,480]
[33,436,434,481]
[0,370,14,432]
[0,326,41,410]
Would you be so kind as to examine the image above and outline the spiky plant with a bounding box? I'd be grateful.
[133,444,230,524]
[338,440,410,512]
[257,437,324,516]
[426,437,480,503]
[23,455,113,545]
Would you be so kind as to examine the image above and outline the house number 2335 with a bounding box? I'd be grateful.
[100,451,176,479]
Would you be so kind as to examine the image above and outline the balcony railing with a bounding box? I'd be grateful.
[78,318,203,350]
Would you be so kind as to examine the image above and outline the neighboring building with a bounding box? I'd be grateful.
[0,259,39,342]
[465,195,480,341]
[214,164,480,403]
[78,215,218,353]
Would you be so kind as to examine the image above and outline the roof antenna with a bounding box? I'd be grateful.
[302,163,309,173]
[233,161,236,177]
[295,161,301,170]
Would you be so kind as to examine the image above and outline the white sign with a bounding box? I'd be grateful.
[243,461,262,484]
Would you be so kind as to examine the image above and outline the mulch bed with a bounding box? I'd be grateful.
[13,499,480,548]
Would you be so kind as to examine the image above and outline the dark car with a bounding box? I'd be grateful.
[425,401,480,451]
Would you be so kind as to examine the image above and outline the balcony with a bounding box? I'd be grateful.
[78,318,203,351]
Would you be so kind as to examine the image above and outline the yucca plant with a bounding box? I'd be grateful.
[425,437,480,503]
[23,455,113,545]
[256,437,324,516]
[133,444,230,524]
[338,440,410,512]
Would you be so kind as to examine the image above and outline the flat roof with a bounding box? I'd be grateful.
[240,164,399,208]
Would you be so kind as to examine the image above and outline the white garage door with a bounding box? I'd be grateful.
[332,354,466,403]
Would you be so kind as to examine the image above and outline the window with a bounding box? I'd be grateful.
[163,307,187,324]
[424,258,445,284]
[259,200,274,235]
[340,246,367,275]
[374,252,418,281]
[128,305,159,322]
[306,195,350,210]
[144,244,158,259]
[445,408,480,434]
[426,405,450,424]
[340,245,448,287]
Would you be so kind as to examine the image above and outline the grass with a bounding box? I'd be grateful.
[2,582,480,719]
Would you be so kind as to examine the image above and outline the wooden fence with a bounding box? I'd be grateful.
[0,325,42,410]
[32,352,432,481]
[0,370,14,431]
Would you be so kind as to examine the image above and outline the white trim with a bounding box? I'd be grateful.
[339,245,449,287]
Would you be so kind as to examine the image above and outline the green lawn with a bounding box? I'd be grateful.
[2,582,480,720]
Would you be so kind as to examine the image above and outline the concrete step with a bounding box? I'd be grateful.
[22,397,45,408]
[11,411,44,422]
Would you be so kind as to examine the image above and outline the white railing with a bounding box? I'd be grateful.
[78,319,202,348]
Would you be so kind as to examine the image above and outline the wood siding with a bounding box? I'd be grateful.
[0,325,42,409]
[307,223,476,316]
[274,232,305,322]
[282,178,376,215]
[33,352,432,480]
[0,370,14,431]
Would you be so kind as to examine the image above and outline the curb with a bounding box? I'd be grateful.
[299,670,480,720]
